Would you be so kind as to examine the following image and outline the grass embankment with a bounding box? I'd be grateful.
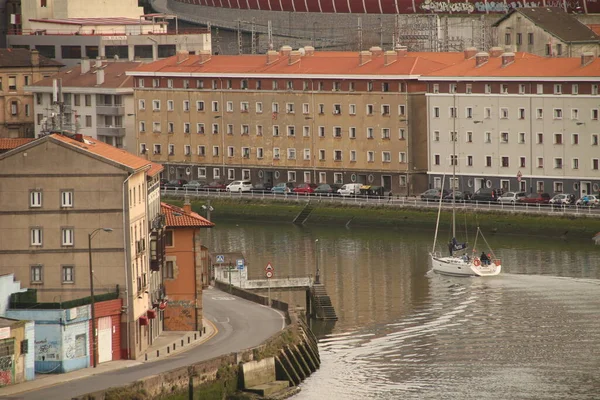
[164,197,600,239]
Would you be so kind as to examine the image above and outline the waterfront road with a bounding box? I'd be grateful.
[8,287,285,400]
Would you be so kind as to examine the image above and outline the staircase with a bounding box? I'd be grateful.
[293,202,315,225]
[311,284,337,320]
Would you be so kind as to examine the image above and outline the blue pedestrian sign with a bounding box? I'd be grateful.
[237,259,244,270]
[216,255,225,263]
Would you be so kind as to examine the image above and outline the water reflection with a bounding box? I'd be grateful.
[208,222,600,399]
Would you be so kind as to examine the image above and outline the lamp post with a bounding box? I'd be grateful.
[315,239,320,284]
[88,227,113,368]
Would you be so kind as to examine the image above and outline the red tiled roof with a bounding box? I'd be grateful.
[31,61,141,89]
[161,202,214,228]
[131,51,468,77]
[422,53,600,78]
[0,138,35,150]
[50,134,163,176]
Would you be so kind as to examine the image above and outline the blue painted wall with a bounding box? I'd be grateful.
[24,322,35,380]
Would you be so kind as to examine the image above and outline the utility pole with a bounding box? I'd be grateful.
[251,18,256,54]
[237,20,242,54]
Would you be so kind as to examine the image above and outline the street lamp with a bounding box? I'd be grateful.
[315,239,320,284]
[88,227,113,368]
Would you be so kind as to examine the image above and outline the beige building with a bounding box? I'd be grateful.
[0,49,63,138]
[494,7,600,58]
[128,47,466,195]
[27,58,142,151]
[422,50,600,197]
[0,133,164,359]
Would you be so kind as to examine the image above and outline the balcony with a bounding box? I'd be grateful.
[97,105,124,116]
[97,126,125,137]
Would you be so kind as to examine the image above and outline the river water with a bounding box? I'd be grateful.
[208,221,600,399]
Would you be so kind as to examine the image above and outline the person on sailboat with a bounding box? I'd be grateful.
[480,251,490,265]
[448,240,454,256]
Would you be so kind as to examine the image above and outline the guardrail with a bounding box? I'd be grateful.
[161,188,600,217]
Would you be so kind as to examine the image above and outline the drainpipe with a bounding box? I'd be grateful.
[193,229,199,331]
[122,172,134,360]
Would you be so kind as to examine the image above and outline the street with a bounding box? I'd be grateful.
[5,287,285,400]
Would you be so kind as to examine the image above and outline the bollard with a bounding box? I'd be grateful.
[203,327,206,334]
[194,333,197,340]
[181,339,184,347]
[188,337,191,344]
[167,347,170,354]
[173,344,176,351]
[145,354,148,361]
[157,350,159,357]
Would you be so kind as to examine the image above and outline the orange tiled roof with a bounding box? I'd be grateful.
[422,53,600,78]
[50,133,163,176]
[161,202,214,228]
[590,24,600,36]
[31,61,141,89]
[131,51,468,77]
[0,138,35,150]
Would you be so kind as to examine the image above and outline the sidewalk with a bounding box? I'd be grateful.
[0,318,216,398]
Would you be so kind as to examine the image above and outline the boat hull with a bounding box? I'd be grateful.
[431,255,501,277]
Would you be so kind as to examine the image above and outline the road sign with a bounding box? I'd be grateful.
[266,270,273,278]
[237,259,244,267]
[265,262,274,271]
[216,255,225,263]
[517,171,523,183]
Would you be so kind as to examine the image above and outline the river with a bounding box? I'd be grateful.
[207,221,600,399]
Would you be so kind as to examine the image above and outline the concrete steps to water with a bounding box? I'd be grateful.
[311,284,338,321]
[293,202,315,225]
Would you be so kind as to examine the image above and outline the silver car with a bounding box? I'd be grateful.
[497,191,526,205]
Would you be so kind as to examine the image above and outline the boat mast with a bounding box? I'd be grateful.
[452,94,456,239]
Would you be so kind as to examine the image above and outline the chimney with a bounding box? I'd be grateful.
[463,47,478,59]
[359,50,372,66]
[74,133,84,142]
[30,50,40,67]
[280,45,292,57]
[96,68,105,85]
[475,52,489,67]
[266,50,279,64]
[369,46,383,57]
[489,46,503,57]
[176,50,189,63]
[384,50,397,66]
[183,197,192,214]
[95,56,102,68]
[198,49,211,64]
[288,50,302,65]
[303,46,315,56]
[581,52,595,66]
[501,52,515,67]
[396,45,408,57]
[81,57,90,74]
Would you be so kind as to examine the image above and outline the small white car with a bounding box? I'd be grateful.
[575,194,599,207]
[337,183,362,197]
[226,180,253,192]
[497,191,526,205]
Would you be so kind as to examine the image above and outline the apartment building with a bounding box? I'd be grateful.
[494,8,600,58]
[422,50,600,197]
[128,47,466,195]
[0,132,164,359]
[0,48,63,138]
[27,58,143,151]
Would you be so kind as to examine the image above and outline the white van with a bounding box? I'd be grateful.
[337,183,362,196]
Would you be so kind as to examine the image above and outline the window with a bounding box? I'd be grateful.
[152,100,161,111]
[467,155,473,166]
[554,84,562,94]
[288,171,296,182]
[505,32,511,45]
[154,144,162,154]
[593,159,599,170]
[256,125,263,136]
[399,128,406,140]
[273,102,280,113]
[167,122,174,134]
[349,104,356,115]
[367,127,374,139]
[212,146,219,156]
[272,80,279,90]
[485,84,492,94]
[485,156,492,167]
[273,148,280,160]
[303,103,310,114]
[537,84,544,94]
[528,33,534,45]
[10,101,17,115]
[485,132,491,143]
[226,101,233,112]
[501,132,509,143]
[366,104,374,115]
[213,168,220,179]
[556,44,562,56]
[553,108,563,119]
[484,107,491,119]
[382,152,391,163]
[433,107,440,118]
[198,145,206,156]
[546,44,552,56]
[520,157,526,168]
[449,154,457,166]
[519,132,526,143]
[572,133,579,145]
[554,133,563,144]
[212,101,219,112]
[592,109,599,120]
[449,107,457,118]
[466,107,473,119]
[304,148,311,160]
[318,126,325,137]
[466,84,472,94]
[30,190,42,208]
[319,150,326,161]
[592,134,599,146]
[382,128,390,139]
[433,131,440,142]
[197,123,205,134]
[516,33,522,45]
[381,105,390,115]
[399,152,407,163]
[537,133,543,144]
[273,125,280,137]
[433,154,440,165]
[450,131,457,142]
[164,261,174,279]
[61,190,73,207]
[85,115,92,127]
[287,148,296,160]
[433,84,439,93]
[167,79,174,89]
[536,108,543,119]
[518,108,525,119]
[501,157,509,167]
[333,104,342,115]
[257,148,264,159]
[31,265,43,283]
[31,228,42,246]
[334,150,342,161]
[449,83,457,93]
[241,124,249,135]
[256,102,263,113]
[466,131,473,143]
[184,145,191,156]
[286,103,295,114]
[183,101,190,112]
[62,266,74,283]
[519,84,526,94]
[572,84,579,95]
[554,158,563,169]
[168,144,175,155]
[183,123,190,134]
[572,158,579,170]
[8,76,17,91]
[227,169,235,180]
[570,109,579,120]
[61,228,74,246]
[500,108,509,119]
[212,124,219,134]
[138,99,145,110]
[227,146,234,157]
[501,84,508,94]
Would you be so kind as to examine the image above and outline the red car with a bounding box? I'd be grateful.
[517,192,551,204]
[293,183,318,195]
[203,181,227,191]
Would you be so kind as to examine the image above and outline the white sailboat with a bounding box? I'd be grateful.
[429,100,501,277]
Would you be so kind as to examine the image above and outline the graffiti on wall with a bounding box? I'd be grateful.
[35,339,60,361]
[163,300,196,331]
[0,355,13,386]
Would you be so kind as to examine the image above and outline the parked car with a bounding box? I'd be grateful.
[203,181,227,191]
[497,191,527,205]
[575,194,599,207]
[549,193,576,206]
[251,182,273,192]
[182,180,205,190]
[226,180,253,192]
[293,183,318,195]
[518,192,551,204]
[471,188,500,202]
[271,182,295,194]
[314,183,342,196]
[443,190,472,202]
[359,185,385,197]
[420,188,449,201]
[163,179,188,190]
[159,178,169,189]
[338,183,363,197]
